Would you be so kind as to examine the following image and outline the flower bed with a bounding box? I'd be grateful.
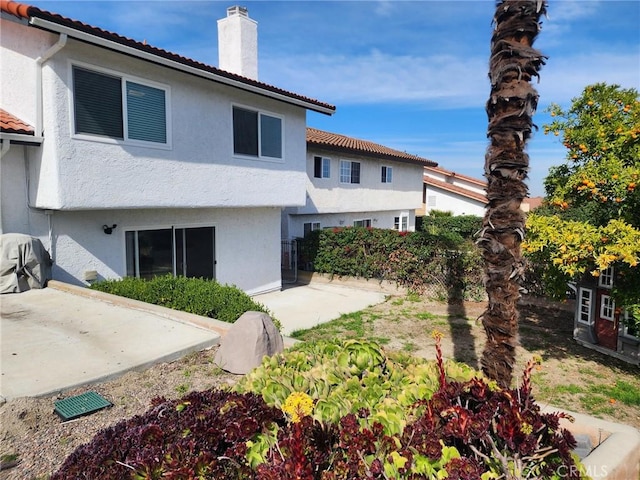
[52,339,589,479]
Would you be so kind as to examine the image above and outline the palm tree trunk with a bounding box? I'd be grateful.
[479,0,547,388]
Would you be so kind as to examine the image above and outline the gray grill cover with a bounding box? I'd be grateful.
[0,233,52,294]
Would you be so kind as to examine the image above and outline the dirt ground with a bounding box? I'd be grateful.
[1,295,639,479]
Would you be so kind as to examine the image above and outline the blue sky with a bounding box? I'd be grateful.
[28,0,640,196]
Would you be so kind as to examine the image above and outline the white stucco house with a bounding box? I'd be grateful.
[421,166,488,217]
[421,166,543,217]
[282,128,437,240]
[0,3,334,294]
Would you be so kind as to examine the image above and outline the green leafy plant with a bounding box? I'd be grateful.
[299,227,484,300]
[52,339,589,479]
[90,275,278,327]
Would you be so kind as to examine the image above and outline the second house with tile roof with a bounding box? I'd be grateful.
[0,3,334,294]
[282,128,437,242]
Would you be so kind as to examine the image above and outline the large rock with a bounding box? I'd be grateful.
[214,311,284,374]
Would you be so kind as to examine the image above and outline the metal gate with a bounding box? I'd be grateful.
[281,239,297,284]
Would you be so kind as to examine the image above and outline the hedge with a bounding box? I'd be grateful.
[90,275,275,325]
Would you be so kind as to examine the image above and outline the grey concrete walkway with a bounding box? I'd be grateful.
[0,284,221,400]
[253,282,387,335]
[0,278,388,400]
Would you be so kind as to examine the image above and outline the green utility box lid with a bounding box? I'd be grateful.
[54,391,112,421]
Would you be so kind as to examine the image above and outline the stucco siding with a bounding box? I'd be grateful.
[284,209,415,240]
[33,207,281,294]
[296,150,424,214]
[0,19,56,128]
[424,188,485,216]
[1,146,31,234]
[16,38,306,210]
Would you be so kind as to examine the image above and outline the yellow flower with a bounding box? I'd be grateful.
[431,330,444,341]
[282,391,314,423]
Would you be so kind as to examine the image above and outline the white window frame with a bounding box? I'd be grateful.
[313,156,330,178]
[70,61,171,149]
[600,294,615,321]
[381,165,393,183]
[353,218,372,228]
[598,266,614,289]
[231,104,284,162]
[394,212,409,232]
[303,221,321,237]
[622,310,639,339]
[340,160,361,184]
[578,288,593,325]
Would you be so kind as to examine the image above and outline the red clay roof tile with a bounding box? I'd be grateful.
[0,109,34,135]
[424,176,488,204]
[307,127,437,166]
[424,165,487,187]
[0,1,335,114]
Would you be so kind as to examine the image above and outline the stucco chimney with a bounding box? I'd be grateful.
[217,6,258,80]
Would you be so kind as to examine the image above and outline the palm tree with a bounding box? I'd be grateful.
[478,0,547,387]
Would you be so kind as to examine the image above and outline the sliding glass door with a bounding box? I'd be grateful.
[126,226,215,280]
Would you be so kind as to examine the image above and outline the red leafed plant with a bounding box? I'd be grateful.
[52,337,585,479]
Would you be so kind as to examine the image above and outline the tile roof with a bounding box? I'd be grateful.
[307,127,437,166]
[424,176,488,204]
[424,165,487,187]
[0,109,34,135]
[0,1,335,115]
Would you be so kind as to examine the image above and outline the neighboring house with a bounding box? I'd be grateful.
[281,128,437,240]
[422,166,487,216]
[0,3,334,295]
[421,166,543,216]
[573,267,639,365]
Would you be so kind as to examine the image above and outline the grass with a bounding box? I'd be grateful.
[291,293,640,428]
[290,311,390,345]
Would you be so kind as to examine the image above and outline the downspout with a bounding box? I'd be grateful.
[0,140,11,234]
[35,33,67,136]
[33,33,67,259]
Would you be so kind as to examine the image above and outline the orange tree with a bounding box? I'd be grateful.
[525,83,640,326]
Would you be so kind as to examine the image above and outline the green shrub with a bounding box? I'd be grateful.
[90,275,276,325]
[235,339,479,433]
[301,227,484,299]
[420,213,483,240]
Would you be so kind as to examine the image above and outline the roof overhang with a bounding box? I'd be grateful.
[0,132,43,145]
[27,16,335,116]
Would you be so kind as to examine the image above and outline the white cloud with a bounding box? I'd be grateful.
[537,52,640,108]
[262,50,489,108]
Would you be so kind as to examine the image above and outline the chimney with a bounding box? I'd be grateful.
[217,6,258,80]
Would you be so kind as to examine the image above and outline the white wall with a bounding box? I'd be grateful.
[424,188,486,216]
[295,149,424,214]
[36,207,281,294]
[1,24,308,211]
[0,19,55,130]
[284,209,415,240]
[1,146,29,234]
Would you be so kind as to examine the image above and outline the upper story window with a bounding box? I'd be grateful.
[598,266,614,289]
[314,156,330,178]
[340,160,360,184]
[381,166,393,183]
[232,106,282,160]
[72,65,169,146]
